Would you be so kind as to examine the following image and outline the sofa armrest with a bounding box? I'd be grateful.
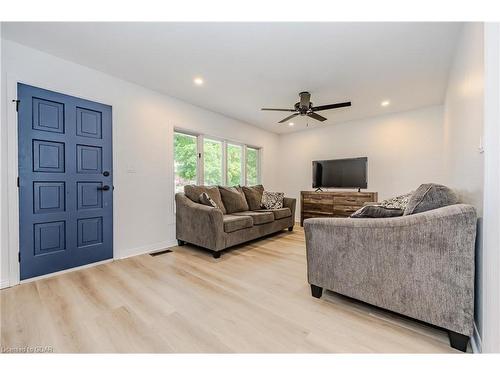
[175,193,225,251]
[283,197,297,223]
[304,204,477,335]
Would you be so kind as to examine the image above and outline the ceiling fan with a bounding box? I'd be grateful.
[261,91,351,124]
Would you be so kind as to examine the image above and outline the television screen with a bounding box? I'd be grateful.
[312,157,367,189]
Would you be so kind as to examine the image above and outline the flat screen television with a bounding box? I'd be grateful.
[312,157,368,190]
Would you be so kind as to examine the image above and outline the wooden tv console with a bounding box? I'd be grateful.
[300,190,378,225]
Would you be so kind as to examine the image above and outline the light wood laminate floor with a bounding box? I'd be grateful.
[1,227,461,353]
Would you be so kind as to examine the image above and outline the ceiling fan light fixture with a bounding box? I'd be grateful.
[288,122,294,127]
[261,92,351,124]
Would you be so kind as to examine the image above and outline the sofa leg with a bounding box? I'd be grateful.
[288,226,294,232]
[212,251,221,259]
[448,331,469,352]
[310,284,323,298]
[177,239,185,246]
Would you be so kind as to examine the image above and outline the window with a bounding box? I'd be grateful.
[174,130,260,189]
[203,138,223,185]
[246,147,259,186]
[174,132,198,193]
[227,143,242,185]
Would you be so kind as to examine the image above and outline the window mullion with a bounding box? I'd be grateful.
[222,140,227,186]
[242,145,247,186]
[257,148,261,184]
[197,135,204,185]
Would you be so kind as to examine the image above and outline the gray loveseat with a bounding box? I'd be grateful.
[304,184,477,352]
[176,185,296,258]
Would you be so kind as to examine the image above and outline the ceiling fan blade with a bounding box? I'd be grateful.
[299,92,311,109]
[278,113,299,123]
[307,112,327,122]
[261,108,296,112]
[311,101,351,112]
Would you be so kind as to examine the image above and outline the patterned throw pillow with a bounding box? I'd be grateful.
[199,192,218,208]
[380,192,414,210]
[350,205,403,218]
[261,191,284,209]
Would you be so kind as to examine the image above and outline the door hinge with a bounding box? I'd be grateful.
[18,252,21,263]
[198,153,202,159]
[12,99,20,112]
[17,177,20,187]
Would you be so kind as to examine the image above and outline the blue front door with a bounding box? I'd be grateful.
[18,83,113,280]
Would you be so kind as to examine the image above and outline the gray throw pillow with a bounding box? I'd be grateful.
[261,191,284,209]
[350,205,403,218]
[184,185,226,214]
[242,185,264,211]
[219,186,249,214]
[199,192,218,208]
[404,183,458,215]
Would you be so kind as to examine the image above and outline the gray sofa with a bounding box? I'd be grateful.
[304,185,477,352]
[176,185,296,258]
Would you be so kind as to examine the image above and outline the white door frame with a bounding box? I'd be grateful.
[481,22,500,353]
[4,73,117,287]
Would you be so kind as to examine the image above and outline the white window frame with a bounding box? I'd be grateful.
[174,128,262,188]
[173,130,200,193]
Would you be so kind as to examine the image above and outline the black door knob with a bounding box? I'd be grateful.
[98,185,110,191]
[103,171,110,177]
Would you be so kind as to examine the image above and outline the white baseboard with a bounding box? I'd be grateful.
[118,239,178,260]
[471,322,482,353]
[1,279,10,289]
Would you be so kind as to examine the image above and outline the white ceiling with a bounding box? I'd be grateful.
[2,22,462,134]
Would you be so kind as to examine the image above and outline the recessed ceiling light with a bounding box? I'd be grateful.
[381,100,390,107]
[288,122,294,127]
[193,77,204,86]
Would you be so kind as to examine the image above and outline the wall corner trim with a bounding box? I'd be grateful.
[471,321,482,353]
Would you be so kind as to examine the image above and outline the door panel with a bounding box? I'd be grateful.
[18,83,113,280]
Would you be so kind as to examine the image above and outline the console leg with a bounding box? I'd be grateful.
[448,331,469,352]
[288,226,294,232]
[177,239,185,246]
[212,251,221,259]
[310,284,323,298]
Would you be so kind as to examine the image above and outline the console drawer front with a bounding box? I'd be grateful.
[333,194,375,206]
[302,202,333,214]
[302,193,334,204]
[333,205,359,217]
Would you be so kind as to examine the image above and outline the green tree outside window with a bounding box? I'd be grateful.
[227,143,242,186]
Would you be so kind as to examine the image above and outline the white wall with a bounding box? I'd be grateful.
[277,105,446,217]
[0,40,280,286]
[443,23,484,214]
[442,23,486,348]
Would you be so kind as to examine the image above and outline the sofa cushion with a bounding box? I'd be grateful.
[261,191,284,209]
[233,211,274,225]
[184,185,226,214]
[219,186,249,213]
[242,185,265,210]
[223,214,253,233]
[257,207,292,220]
[404,183,459,215]
[350,205,403,218]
